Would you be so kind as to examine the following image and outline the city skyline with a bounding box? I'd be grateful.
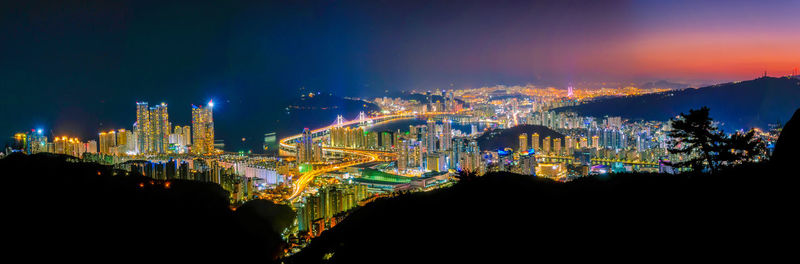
[2,1,798,261]
[2,0,799,150]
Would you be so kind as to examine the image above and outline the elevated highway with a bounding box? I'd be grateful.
[281,112,460,201]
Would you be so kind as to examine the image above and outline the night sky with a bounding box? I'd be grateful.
[2,0,798,151]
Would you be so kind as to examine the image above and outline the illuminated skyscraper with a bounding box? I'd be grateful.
[426,119,437,152]
[519,133,528,152]
[136,102,151,154]
[192,101,215,155]
[149,103,169,154]
[553,138,562,155]
[440,119,452,151]
[565,136,573,155]
[297,128,314,162]
[532,133,540,152]
[380,131,393,149]
[397,138,409,172]
[116,129,129,152]
[543,136,551,153]
[182,125,191,146]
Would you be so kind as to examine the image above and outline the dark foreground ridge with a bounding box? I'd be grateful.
[1,153,294,261]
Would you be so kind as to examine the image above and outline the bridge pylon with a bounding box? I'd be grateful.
[335,115,345,127]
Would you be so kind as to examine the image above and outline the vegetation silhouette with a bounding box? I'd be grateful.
[0,153,293,261]
[287,109,798,263]
[668,106,767,173]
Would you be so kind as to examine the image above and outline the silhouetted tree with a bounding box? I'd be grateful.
[669,107,768,172]
[668,107,723,173]
[717,129,766,165]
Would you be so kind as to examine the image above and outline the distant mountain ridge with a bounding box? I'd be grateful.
[554,77,800,130]
[639,80,690,90]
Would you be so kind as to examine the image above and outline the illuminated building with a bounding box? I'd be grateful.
[330,126,345,147]
[116,129,131,154]
[518,154,536,175]
[397,138,409,172]
[13,130,48,154]
[366,131,378,149]
[532,133,540,152]
[99,131,116,154]
[313,141,323,162]
[296,128,314,163]
[135,102,151,154]
[519,133,528,152]
[331,126,367,149]
[191,101,214,154]
[302,128,313,162]
[380,131,393,149]
[170,125,191,153]
[543,136,551,154]
[426,153,440,172]
[554,138,562,155]
[440,119,452,151]
[182,126,191,146]
[536,163,567,180]
[149,103,170,154]
[426,119,437,152]
[50,136,95,157]
[565,136,573,155]
[297,184,368,234]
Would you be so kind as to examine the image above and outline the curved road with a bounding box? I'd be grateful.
[281,112,461,201]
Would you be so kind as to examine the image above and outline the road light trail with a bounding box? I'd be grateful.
[280,112,459,202]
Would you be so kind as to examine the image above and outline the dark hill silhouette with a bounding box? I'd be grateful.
[0,153,293,261]
[555,77,800,130]
[639,80,690,90]
[772,108,800,167]
[288,168,793,263]
[476,124,564,151]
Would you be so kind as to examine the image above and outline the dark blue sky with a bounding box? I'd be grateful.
[2,0,798,151]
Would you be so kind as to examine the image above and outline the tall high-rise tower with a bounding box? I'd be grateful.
[299,128,314,162]
[519,133,528,152]
[426,119,437,152]
[149,103,169,153]
[440,119,452,151]
[397,138,409,172]
[192,101,215,155]
[136,102,151,154]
